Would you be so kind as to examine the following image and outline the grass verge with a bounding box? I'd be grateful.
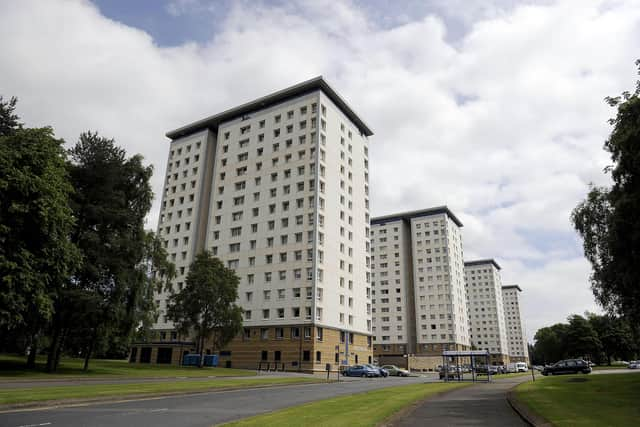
[0,354,255,379]
[515,373,640,426]
[222,382,469,427]
[592,365,629,370]
[0,377,320,405]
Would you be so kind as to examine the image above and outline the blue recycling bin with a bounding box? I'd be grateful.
[182,354,200,366]
[203,354,219,367]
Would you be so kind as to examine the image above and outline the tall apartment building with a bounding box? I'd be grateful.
[130,77,374,371]
[464,260,510,364]
[502,285,529,363]
[370,207,470,370]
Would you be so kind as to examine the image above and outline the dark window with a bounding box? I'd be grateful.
[303,350,311,361]
[368,355,372,364]
[157,347,172,364]
[316,351,321,362]
[355,354,358,364]
[140,347,152,363]
[335,353,339,363]
[275,351,281,361]
[261,350,268,361]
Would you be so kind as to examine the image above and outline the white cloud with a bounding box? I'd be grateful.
[1,0,638,341]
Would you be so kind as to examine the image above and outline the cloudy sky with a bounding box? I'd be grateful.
[2,0,639,342]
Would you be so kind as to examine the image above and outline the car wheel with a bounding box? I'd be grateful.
[361,373,366,378]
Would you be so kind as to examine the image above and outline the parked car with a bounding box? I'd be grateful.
[439,366,462,380]
[541,359,592,376]
[474,364,500,375]
[628,361,640,369]
[381,365,410,377]
[364,364,388,377]
[342,365,378,377]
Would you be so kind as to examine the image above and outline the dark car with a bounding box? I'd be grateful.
[474,365,499,375]
[541,359,592,376]
[342,364,378,377]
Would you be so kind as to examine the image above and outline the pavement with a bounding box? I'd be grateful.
[389,375,531,427]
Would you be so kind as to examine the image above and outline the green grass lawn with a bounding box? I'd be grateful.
[515,373,640,426]
[0,354,255,379]
[0,376,320,405]
[223,382,469,427]
[592,365,629,370]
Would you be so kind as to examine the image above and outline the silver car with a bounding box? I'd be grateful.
[381,365,410,377]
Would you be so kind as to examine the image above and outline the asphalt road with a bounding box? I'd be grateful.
[0,376,427,427]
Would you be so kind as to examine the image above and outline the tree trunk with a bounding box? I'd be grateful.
[83,328,97,371]
[46,321,62,372]
[26,333,38,369]
[54,328,68,371]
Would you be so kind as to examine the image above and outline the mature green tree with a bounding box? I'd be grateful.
[566,314,602,360]
[533,323,568,364]
[572,59,640,323]
[0,122,78,367]
[46,132,154,371]
[587,313,636,365]
[167,251,243,367]
[0,96,22,137]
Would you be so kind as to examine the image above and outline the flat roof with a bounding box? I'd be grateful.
[502,284,522,292]
[371,206,463,227]
[166,76,373,140]
[464,259,502,270]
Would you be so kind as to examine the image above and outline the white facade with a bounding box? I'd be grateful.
[502,285,529,361]
[464,260,509,357]
[370,207,470,355]
[153,77,372,337]
[410,212,469,351]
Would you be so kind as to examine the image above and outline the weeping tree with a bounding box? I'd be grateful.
[167,252,243,368]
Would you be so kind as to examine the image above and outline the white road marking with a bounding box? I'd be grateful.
[16,422,52,427]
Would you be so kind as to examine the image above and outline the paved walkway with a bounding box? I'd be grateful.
[391,375,530,427]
